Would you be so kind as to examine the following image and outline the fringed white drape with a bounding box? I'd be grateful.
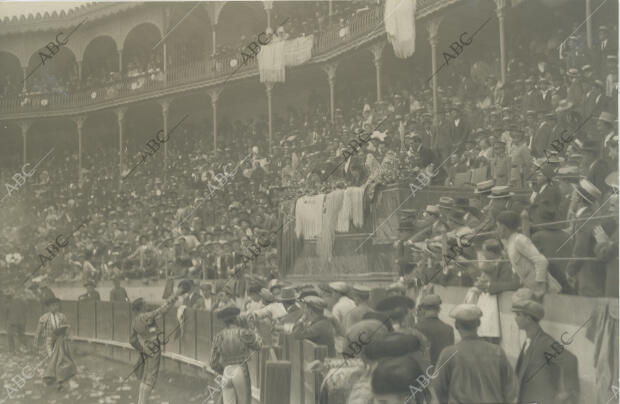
[284,35,314,66]
[317,189,344,262]
[258,35,314,83]
[258,39,286,83]
[336,187,365,232]
[384,0,417,59]
[295,194,325,238]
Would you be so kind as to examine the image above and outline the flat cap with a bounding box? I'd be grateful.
[329,282,350,293]
[512,299,545,321]
[419,294,442,307]
[301,295,326,311]
[352,284,371,295]
[449,303,482,321]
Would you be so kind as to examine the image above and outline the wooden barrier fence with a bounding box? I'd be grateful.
[0,300,328,404]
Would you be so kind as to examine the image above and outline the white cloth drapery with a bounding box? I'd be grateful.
[258,35,314,83]
[384,0,417,59]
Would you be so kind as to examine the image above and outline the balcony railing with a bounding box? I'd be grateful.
[0,0,441,116]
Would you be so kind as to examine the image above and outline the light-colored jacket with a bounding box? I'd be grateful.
[505,232,562,294]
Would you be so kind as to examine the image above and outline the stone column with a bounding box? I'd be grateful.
[322,63,338,123]
[266,82,274,155]
[19,121,32,165]
[116,108,127,180]
[159,99,170,168]
[495,0,507,84]
[263,1,273,31]
[585,0,593,49]
[427,17,443,127]
[74,116,86,184]
[211,25,217,56]
[208,89,219,150]
[22,67,27,92]
[370,42,385,102]
[76,60,83,84]
[118,49,124,73]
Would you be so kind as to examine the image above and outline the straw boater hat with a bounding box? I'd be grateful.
[277,287,297,302]
[605,171,618,190]
[474,180,495,194]
[599,111,615,124]
[488,186,513,199]
[555,99,574,113]
[328,282,350,294]
[572,179,602,204]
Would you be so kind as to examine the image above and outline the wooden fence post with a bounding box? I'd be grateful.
[263,361,292,404]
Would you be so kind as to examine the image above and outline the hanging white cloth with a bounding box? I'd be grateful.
[284,35,314,66]
[317,190,344,261]
[384,0,417,59]
[336,187,365,232]
[258,39,286,83]
[295,194,325,239]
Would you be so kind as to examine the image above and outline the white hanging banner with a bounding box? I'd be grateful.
[258,39,286,83]
[384,0,417,59]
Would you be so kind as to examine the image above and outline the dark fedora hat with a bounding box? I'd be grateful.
[216,306,241,322]
[375,295,415,312]
[44,296,61,306]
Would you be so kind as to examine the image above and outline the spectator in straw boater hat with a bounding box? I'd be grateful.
[567,179,606,297]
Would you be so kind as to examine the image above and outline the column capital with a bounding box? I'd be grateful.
[370,42,386,64]
[72,116,86,130]
[265,81,274,94]
[263,0,273,10]
[158,98,171,113]
[19,120,32,135]
[207,88,219,104]
[494,0,507,17]
[115,107,127,121]
[426,17,443,46]
[321,62,338,83]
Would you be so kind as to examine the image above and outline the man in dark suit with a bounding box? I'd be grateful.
[530,166,564,225]
[583,140,611,194]
[414,294,454,365]
[532,209,573,294]
[410,132,437,169]
[184,282,205,309]
[513,298,579,404]
[447,106,471,154]
[531,113,555,158]
[522,77,544,113]
[567,179,605,296]
[292,296,336,356]
[595,25,616,76]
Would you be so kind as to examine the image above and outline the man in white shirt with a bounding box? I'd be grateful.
[329,282,356,336]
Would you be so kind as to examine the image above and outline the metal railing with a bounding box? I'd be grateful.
[0,0,440,115]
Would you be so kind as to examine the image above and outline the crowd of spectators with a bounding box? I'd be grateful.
[0,3,617,305]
